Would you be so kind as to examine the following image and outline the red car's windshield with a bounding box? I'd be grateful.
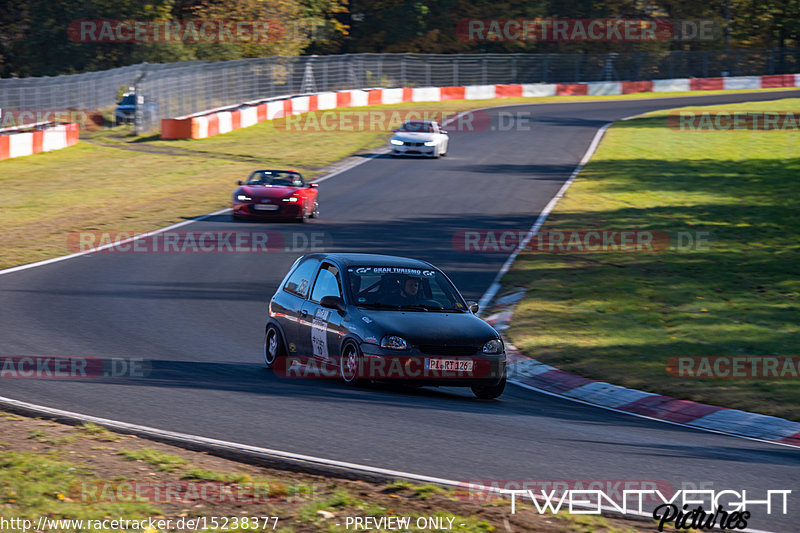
[246,171,304,187]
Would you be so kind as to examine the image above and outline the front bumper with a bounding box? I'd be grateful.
[233,202,304,219]
[359,345,506,386]
[391,143,436,156]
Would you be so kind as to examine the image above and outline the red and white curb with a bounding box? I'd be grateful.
[486,290,800,448]
[0,121,80,162]
[160,73,800,140]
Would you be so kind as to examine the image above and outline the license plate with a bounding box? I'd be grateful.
[425,358,474,372]
[253,204,279,211]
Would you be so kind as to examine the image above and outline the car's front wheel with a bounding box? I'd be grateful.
[471,376,506,399]
[264,326,286,368]
[310,201,319,218]
[340,342,366,386]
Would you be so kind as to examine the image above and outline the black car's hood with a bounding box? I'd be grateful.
[353,309,499,346]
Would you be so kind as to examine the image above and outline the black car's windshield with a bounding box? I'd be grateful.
[118,94,136,105]
[246,170,304,187]
[398,121,434,133]
[346,266,467,312]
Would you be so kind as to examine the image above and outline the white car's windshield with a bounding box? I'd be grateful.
[398,121,434,133]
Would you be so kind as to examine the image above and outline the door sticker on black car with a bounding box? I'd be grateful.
[311,308,330,358]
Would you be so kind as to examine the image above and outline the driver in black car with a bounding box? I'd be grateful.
[396,276,421,305]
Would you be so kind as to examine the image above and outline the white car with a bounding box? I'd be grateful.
[389,120,449,158]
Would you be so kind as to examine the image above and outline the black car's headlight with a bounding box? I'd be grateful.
[236,194,252,201]
[482,339,504,354]
[380,336,408,350]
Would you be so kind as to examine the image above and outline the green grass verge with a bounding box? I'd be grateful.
[116,448,190,471]
[504,98,800,421]
[0,87,793,269]
[0,451,161,523]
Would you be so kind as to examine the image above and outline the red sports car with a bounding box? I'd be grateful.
[232,169,319,222]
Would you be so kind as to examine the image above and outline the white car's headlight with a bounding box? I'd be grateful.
[482,339,503,354]
[390,139,404,146]
[380,336,408,350]
[423,141,436,147]
[236,194,252,201]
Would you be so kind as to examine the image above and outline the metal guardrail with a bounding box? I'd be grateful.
[1,48,798,133]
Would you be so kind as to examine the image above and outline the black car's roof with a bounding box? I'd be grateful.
[304,253,436,270]
[251,169,301,174]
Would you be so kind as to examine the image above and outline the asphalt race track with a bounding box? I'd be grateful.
[2,91,799,531]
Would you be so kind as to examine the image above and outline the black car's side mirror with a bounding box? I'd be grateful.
[467,301,479,313]
[320,295,346,314]
[237,180,243,185]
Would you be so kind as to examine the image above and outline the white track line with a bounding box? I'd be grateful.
[0,208,230,276]
[4,89,794,278]
[0,394,778,533]
[0,396,770,533]
[477,122,612,311]
[0,98,794,533]
[0,152,388,277]
[509,380,800,450]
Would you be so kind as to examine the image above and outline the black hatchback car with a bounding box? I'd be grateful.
[264,253,507,398]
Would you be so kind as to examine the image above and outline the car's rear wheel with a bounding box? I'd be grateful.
[264,326,286,368]
[471,376,506,399]
[340,342,365,386]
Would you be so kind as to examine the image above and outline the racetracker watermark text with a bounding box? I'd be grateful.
[453,230,711,253]
[0,110,103,131]
[457,480,673,504]
[75,480,310,504]
[273,355,499,380]
[668,111,800,131]
[67,231,328,254]
[68,20,284,43]
[667,356,800,379]
[0,356,149,379]
[456,19,718,42]
[274,110,536,133]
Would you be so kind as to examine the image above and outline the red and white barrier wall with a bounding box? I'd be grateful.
[161,73,800,140]
[0,122,80,162]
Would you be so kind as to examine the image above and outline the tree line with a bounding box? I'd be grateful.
[1,0,798,77]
